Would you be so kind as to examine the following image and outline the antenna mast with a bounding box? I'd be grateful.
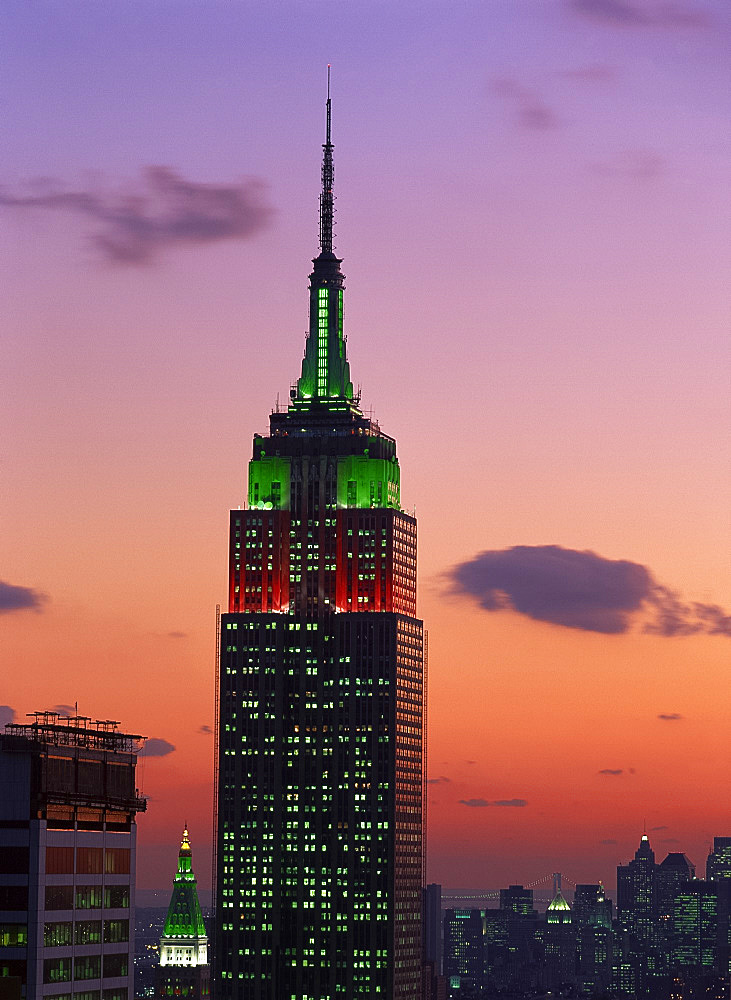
[319,65,334,254]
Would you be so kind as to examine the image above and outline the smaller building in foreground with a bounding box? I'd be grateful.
[0,710,146,1000]
[155,828,210,998]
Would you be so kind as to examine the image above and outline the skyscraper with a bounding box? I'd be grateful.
[443,909,485,997]
[214,81,424,998]
[155,828,210,998]
[573,884,612,992]
[0,711,145,1000]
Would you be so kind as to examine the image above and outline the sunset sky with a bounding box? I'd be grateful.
[2,0,729,897]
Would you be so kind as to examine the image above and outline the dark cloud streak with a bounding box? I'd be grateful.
[589,150,666,180]
[0,580,47,614]
[0,167,273,265]
[492,78,561,130]
[571,0,713,28]
[459,797,527,808]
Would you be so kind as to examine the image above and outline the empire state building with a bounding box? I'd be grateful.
[215,82,424,998]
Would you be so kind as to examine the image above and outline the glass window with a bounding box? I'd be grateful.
[75,885,103,910]
[74,954,101,980]
[0,923,27,947]
[75,920,102,945]
[76,847,103,874]
[45,885,73,910]
[104,849,130,874]
[103,920,129,943]
[43,921,72,947]
[46,846,74,874]
[102,952,128,978]
[43,956,72,984]
[0,886,28,911]
[103,886,129,909]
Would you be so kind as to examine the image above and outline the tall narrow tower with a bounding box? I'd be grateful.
[214,79,424,997]
[155,828,210,998]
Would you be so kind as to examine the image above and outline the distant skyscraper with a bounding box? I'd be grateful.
[573,884,612,992]
[543,889,575,989]
[707,838,731,882]
[214,80,424,998]
[496,885,539,989]
[617,832,657,946]
[423,883,443,971]
[616,833,658,991]
[443,909,485,997]
[672,880,718,975]
[155,828,210,998]
[0,711,145,1000]
[656,851,695,970]
[706,837,731,979]
[499,885,535,918]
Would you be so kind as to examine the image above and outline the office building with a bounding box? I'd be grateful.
[543,889,575,989]
[0,711,145,1000]
[573,884,612,992]
[214,83,424,998]
[443,909,485,997]
[706,837,731,979]
[155,828,209,998]
[423,883,442,971]
[672,880,718,975]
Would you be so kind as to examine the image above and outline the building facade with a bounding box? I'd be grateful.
[0,712,145,1000]
[443,909,485,997]
[155,828,210,998]
[214,86,424,998]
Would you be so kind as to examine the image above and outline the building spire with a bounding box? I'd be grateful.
[319,65,335,256]
[293,71,354,405]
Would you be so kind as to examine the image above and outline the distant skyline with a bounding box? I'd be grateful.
[2,0,730,891]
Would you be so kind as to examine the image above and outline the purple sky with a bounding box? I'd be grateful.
[2,0,729,890]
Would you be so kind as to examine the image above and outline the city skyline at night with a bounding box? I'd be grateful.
[2,0,729,899]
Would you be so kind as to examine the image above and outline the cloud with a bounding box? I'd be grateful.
[599,768,624,775]
[51,705,75,718]
[427,776,451,785]
[139,737,176,757]
[459,797,527,808]
[570,0,713,28]
[646,591,731,637]
[199,724,213,735]
[167,631,187,639]
[492,78,561,130]
[589,150,666,180]
[651,825,668,831]
[658,713,683,721]
[448,545,731,638]
[0,167,273,264]
[0,706,16,728]
[600,838,618,844]
[0,579,47,614]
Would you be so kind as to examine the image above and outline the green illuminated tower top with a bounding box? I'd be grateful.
[162,827,207,941]
[295,67,355,406]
